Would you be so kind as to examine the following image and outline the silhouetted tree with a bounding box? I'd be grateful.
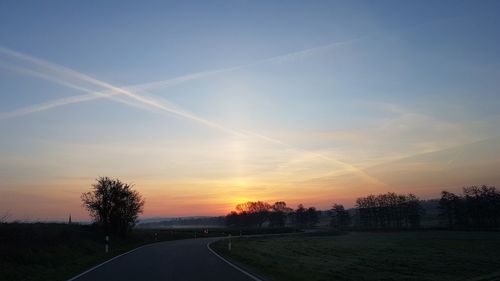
[463,185,500,227]
[330,204,350,229]
[81,177,145,235]
[226,211,242,227]
[406,194,422,228]
[355,192,422,229]
[0,212,10,223]
[439,191,466,227]
[269,201,293,227]
[294,204,308,227]
[292,204,319,228]
[439,185,500,228]
[228,201,272,227]
[306,207,319,227]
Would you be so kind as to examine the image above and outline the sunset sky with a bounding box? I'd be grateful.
[1,1,500,221]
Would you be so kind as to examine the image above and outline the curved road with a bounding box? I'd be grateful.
[70,237,259,281]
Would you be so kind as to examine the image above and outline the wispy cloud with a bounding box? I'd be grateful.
[0,46,248,136]
[0,43,385,187]
[0,38,356,120]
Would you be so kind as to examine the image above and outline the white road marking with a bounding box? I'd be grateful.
[207,240,264,281]
[66,243,153,281]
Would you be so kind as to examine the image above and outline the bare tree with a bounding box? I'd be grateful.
[227,201,297,228]
[356,192,422,229]
[330,204,350,229]
[439,185,500,228]
[306,207,319,227]
[269,201,293,227]
[233,201,272,227]
[81,177,145,235]
[0,212,10,223]
[294,204,307,227]
[293,204,319,228]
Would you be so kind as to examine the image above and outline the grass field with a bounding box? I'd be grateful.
[212,231,500,281]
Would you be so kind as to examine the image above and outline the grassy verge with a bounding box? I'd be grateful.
[211,230,500,281]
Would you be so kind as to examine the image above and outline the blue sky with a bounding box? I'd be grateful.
[1,1,500,220]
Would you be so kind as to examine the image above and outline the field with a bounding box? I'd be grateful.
[212,231,500,281]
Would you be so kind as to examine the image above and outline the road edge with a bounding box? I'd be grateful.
[66,243,154,281]
[206,240,265,281]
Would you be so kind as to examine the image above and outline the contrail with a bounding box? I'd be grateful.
[0,94,103,119]
[0,63,156,119]
[131,38,358,92]
[238,129,386,186]
[0,44,386,187]
[0,46,246,135]
[0,38,357,119]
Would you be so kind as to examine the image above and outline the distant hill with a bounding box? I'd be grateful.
[138,199,443,229]
[137,216,226,229]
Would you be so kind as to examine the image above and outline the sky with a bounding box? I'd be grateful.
[1,1,500,221]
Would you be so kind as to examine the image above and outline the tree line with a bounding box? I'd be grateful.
[224,193,422,230]
[78,177,500,235]
[354,193,422,229]
[439,185,500,228]
[225,185,500,230]
[225,201,319,228]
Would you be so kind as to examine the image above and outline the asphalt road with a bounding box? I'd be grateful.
[70,237,259,281]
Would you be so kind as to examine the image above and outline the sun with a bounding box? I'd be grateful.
[225,196,254,212]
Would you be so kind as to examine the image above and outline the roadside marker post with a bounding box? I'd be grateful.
[228,234,232,251]
[155,232,158,241]
[105,235,109,253]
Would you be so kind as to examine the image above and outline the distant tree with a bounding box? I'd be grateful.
[440,185,500,229]
[269,201,292,227]
[234,201,272,227]
[81,177,145,235]
[294,204,308,227]
[439,191,462,226]
[226,211,241,227]
[463,185,500,227]
[406,194,422,228]
[355,192,422,229]
[330,204,350,229]
[293,204,319,228]
[306,207,319,227]
[272,201,292,213]
[0,212,10,223]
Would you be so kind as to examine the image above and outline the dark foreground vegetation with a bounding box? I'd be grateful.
[0,223,211,281]
[212,231,500,281]
[0,222,296,281]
